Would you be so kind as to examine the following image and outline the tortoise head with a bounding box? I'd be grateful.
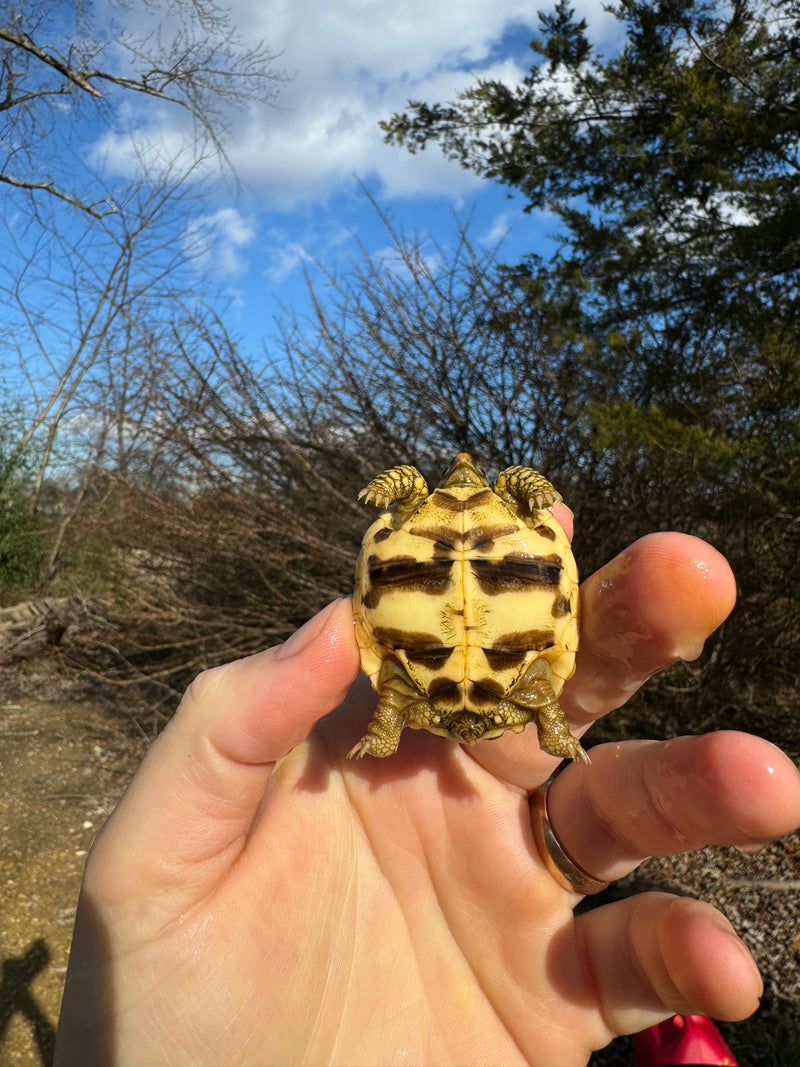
[439,452,488,489]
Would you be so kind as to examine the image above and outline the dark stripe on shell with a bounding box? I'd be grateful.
[409,524,460,553]
[406,647,455,670]
[366,555,453,598]
[468,677,505,706]
[470,553,562,595]
[483,648,528,671]
[493,629,556,652]
[533,524,557,541]
[428,677,463,705]
[409,522,520,555]
[552,594,572,617]
[371,626,455,671]
[373,527,394,542]
[483,628,555,670]
[372,626,441,651]
[432,488,496,512]
[462,524,519,551]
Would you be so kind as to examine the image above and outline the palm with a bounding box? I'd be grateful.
[145,718,593,1066]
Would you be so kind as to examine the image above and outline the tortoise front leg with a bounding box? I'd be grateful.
[494,465,562,512]
[358,464,429,522]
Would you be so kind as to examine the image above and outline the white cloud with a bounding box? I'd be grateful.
[225,5,540,207]
[258,218,357,285]
[263,239,312,283]
[482,212,512,245]
[184,207,256,276]
[93,0,620,210]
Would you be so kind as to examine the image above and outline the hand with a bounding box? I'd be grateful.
[55,530,800,1067]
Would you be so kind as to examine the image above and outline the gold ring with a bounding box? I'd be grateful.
[531,779,609,895]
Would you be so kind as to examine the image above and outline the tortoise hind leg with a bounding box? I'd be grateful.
[347,692,405,758]
[348,656,432,758]
[504,663,589,764]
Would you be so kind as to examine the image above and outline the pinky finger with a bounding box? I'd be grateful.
[576,892,763,1041]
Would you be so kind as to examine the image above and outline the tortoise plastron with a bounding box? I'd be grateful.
[349,452,587,764]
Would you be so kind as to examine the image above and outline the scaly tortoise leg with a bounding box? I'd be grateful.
[359,463,428,509]
[358,464,429,522]
[494,465,562,512]
[347,690,405,758]
[348,656,434,758]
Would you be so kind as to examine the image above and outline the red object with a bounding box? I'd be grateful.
[633,1015,739,1066]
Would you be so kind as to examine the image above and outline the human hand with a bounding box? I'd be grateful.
[55,529,800,1067]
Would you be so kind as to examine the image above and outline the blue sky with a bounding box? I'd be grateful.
[0,0,624,408]
[82,0,622,355]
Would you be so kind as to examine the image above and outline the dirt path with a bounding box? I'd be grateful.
[0,699,144,1066]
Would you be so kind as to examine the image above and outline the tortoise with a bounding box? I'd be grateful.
[348,452,588,763]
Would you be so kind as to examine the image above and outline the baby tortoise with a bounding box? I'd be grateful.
[349,453,588,763]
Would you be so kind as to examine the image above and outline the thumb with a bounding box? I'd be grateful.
[87,599,360,897]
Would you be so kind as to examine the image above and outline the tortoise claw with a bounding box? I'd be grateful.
[346,737,372,759]
[358,465,428,512]
[495,466,562,512]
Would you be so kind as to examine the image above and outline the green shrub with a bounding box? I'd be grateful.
[0,491,45,589]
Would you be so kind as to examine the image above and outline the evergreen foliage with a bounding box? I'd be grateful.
[384,0,800,319]
[383,0,800,484]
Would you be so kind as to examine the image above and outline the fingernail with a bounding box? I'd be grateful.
[274,599,347,660]
[730,930,764,994]
[733,839,773,856]
[709,913,764,989]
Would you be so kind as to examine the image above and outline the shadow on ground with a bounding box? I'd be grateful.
[0,939,56,1065]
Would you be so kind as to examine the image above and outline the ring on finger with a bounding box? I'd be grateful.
[531,778,609,895]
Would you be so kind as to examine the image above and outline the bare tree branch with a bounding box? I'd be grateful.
[0,25,103,96]
[0,1,286,216]
[0,172,117,217]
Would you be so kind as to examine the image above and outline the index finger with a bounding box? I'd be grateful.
[567,532,736,726]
